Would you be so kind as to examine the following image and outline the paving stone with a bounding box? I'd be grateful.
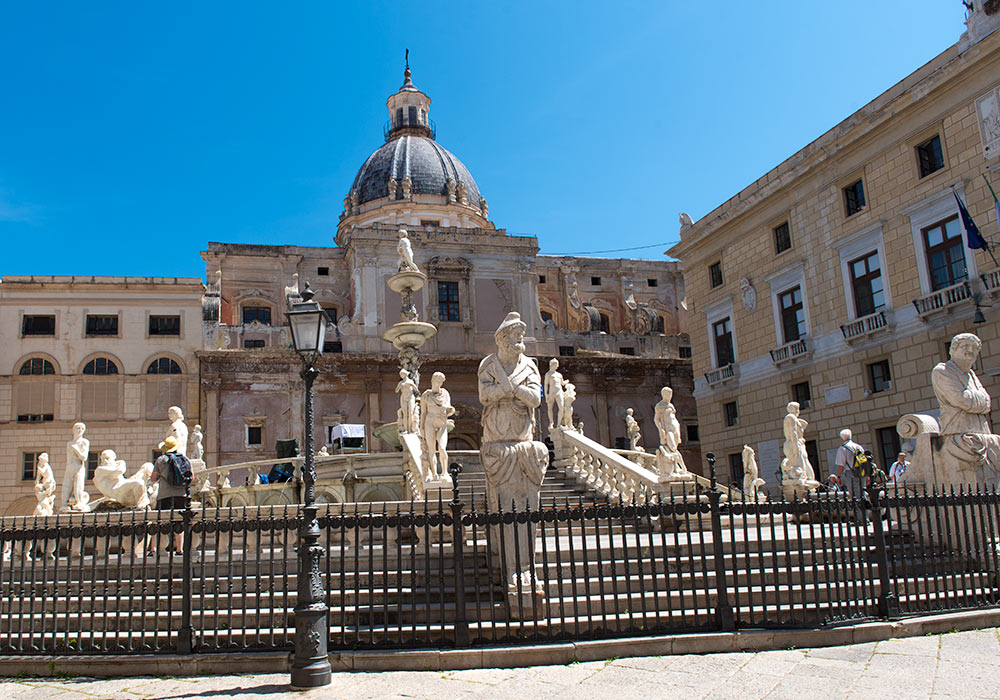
[875,635,941,657]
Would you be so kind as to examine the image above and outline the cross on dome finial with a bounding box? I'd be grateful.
[403,48,413,87]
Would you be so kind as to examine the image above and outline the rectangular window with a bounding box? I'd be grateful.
[148,315,181,336]
[85,451,100,480]
[243,339,266,349]
[437,281,460,322]
[686,424,700,442]
[844,179,866,216]
[923,215,967,291]
[598,313,610,334]
[591,276,602,286]
[538,275,546,284]
[407,105,417,126]
[709,261,724,288]
[15,380,55,423]
[728,453,743,486]
[916,135,945,178]
[723,401,738,427]
[774,222,792,254]
[81,381,119,420]
[420,220,439,228]
[791,381,811,409]
[867,359,892,394]
[647,278,658,287]
[619,347,635,356]
[679,346,692,359]
[713,317,735,367]
[247,426,263,446]
[323,307,338,324]
[242,306,272,325]
[317,266,329,276]
[22,315,55,336]
[849,250,885,317]
[876,426,901,472]
[85,314,118,336]
[22,452,40,481]
[559,346,576,357]
[323,340,343,353]
[778,286,805,343]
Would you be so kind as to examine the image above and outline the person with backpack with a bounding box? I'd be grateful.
[834,428,870,523]
[151,435,192,552]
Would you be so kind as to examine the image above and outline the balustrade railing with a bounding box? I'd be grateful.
[704,363,737,387]
[913,280,972,318]
[840,309,889,342]
[981,267,1000,296]
[769,337,810,365]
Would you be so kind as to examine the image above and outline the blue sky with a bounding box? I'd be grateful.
[0,2,966,279]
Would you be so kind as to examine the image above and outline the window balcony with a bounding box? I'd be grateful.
[769,337,810,367]
[912,280,971,320]
[981,268,1000,299]
[705,363,737,387]
[840,309,890,344]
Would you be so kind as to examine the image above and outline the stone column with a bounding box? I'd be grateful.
[365,378,382,451]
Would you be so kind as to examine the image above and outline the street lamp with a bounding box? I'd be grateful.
[287,283,333,689]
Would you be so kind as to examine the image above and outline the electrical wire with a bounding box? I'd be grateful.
[546,241,675,256]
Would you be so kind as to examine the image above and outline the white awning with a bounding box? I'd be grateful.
[330,423,365,440]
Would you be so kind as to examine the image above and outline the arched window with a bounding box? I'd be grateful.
[599,313,611,334]
[655,315,666,334]
[540,310,553,323]
[19,358,55,375]
[83,358,119,375]
[147,358,182,374]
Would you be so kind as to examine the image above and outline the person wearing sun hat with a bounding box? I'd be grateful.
[151,435,190,552]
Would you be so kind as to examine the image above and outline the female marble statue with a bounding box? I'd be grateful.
[33,453,56,516]
[420,372,456,479]
[93,449,153,509]
[397,228,418,272]
[395,369,420,434]
[625,408,643,452]
[560,379,577,429]
[62,422,91,512]
[189,424,204,462]
[781,401,815,482]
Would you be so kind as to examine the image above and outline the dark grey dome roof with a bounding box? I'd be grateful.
[350,135,481,206]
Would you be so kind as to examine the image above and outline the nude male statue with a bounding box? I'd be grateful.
[420,372,456,479]
[62,422,91,512]
[543,358,565,430]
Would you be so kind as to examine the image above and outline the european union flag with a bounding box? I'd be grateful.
[953,188,989,250]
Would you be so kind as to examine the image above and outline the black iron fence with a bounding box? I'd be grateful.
[2,479,999,655]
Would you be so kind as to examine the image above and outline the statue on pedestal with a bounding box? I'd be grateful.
[190,424,204,463]
[742,444,766,500]
[93,450,153,509]
[478,312,548,618]
[33,453,56,516]
[543,358,565,430]
[560,379,577,430]
[395,369,420,434]
[167,406,188,457]
[780,401,819,497]
[625,408,643,452]
[420,372,455,480]
[62,422,91,512]
[397,228,418,272]
[653,387,692,480]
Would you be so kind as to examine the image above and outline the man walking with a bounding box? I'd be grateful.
[835,428,869,522]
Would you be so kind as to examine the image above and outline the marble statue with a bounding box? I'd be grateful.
[625,408,643,452]
[62,422,91,512]
[445,177,457,202]
[167,406,188,457]
[420,372,456,480]
[456,181,468,204]
[283,272,301,303]
[780,402,819,497]
[190,424,204,463]
[401,175,412,199]
[742,445,766,500]
[395,369,420,434]
[33,453,56,517]
[480,196,489,218]
[478,311,548,618]
[317,445,330,457]
[397,228,418,273]
[387,176,398,200]
[93,450,153,509]
[560,379,577,430]
[543,358,565,430]
[653,387,692,480]
[930,332,1000,483]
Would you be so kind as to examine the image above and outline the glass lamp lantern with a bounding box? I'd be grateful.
[287,284,330,362]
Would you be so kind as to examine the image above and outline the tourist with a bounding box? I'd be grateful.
[888,452,909,484]
[150,436,191,552]
[835,428,869,522]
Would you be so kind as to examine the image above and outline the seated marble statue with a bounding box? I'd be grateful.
[931,332,1000,483]
[93,449,153,509]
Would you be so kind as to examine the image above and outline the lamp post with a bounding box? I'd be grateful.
[287,283,333,689]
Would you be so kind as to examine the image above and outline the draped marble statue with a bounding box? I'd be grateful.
[653,387,692,480]
[478,312,548,618]
[62,422,91,512]
[780,402,819,498]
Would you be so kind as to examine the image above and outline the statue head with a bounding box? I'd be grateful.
[168,406,184,421]
[661,386,673,402]
[949,332,983,373]
[840,428,853,443]
[399,368,409,381]
[194,424,202,434]
[494,312,527,355]
[431,371,446,390]
[626,408,634,417]
[72,422,86,438]
[99,449,117,466]
[37,452,49,468]
[786,401,800,416]
[549,358,559,370]
[398,228,408,240]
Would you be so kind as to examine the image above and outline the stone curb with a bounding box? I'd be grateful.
[2,608,998,678]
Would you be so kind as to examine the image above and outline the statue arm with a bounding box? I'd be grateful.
[478,362,508,404]
[69,442,87,461]
[933,366,991,413]
[513,373,542,409]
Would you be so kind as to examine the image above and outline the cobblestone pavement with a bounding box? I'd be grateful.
[2,628,999,700]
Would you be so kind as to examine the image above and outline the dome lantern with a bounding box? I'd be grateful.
[385,51,434,141]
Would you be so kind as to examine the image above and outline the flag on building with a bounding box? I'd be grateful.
[953,188,989,250]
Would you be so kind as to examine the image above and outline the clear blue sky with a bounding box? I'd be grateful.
[0,2,966,279]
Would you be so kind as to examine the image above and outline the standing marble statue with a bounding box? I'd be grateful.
[478,312,548,617]
[560,379,577,430]
[62,422,91,512]
[742,444,766,501]
[420,372,456,480]
[931,332,1000,483]
[780,401,819,497]
[397,228,418,272]
[189,424,204,462]
[625,408,643,452]
[653,387,692,479]
[543,358,565,430]
[34,453,57,516]
[395,369,420,434]
[167,406,188,457]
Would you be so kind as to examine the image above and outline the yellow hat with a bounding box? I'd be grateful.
[158,436,179,452]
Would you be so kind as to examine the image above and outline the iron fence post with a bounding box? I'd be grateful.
[868,486,899,619]
[705,453,734,630]
[449,462,470,646]
[178,492,195,654]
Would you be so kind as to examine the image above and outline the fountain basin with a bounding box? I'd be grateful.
[382,321,438,349]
